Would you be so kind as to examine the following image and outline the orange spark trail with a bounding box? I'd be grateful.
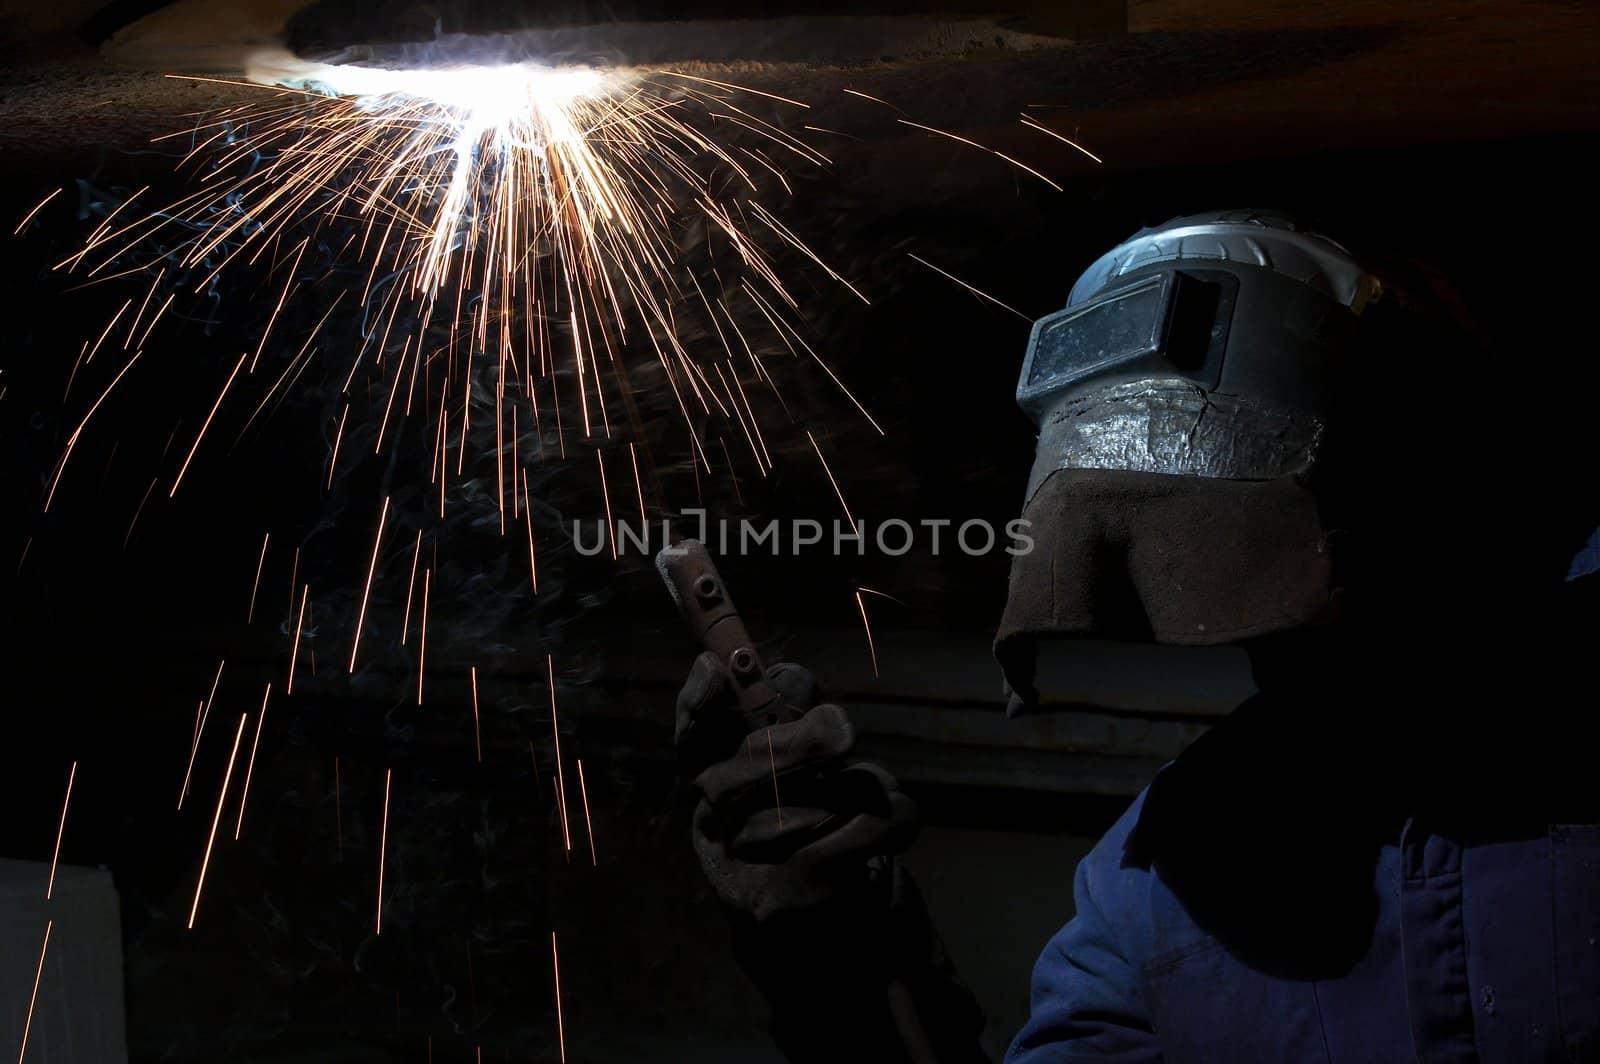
[523,470,539,593]
[247,532,270,623]
[177,700,205,808]
[46,762,76,901]
[629,441,647,528]
[417,569,431,705]
[749,202,869,304]
[188,712,249,929]
[576,759,597,866]
[376,768,392,934]
[250,236,309,371]
[234,684,271,839]
[806,430,856,527]
[596,449,617,560]
[401,530,422,645]
[326,404,349,489]
[170,351,248,497]
[83,299,130,367]
[132,292,175,350]
[126,270,166,350]
[179,659,226,810]
[13,186,61,234]
[1020,115,1105,164]
[288,584,309,694]
[660,68,810,108]
[840,87,906,115]
[551,931,567,1063]
[286,546,300,625]
[744,286,884,434]
[202,658,226,714]
[42,348,144,512]
[349,495,391,672]
[470,666,483,763]
[767,729,783,828]
[717,437,745,505]
[906,253,1032,322]
[19,920,51,1064]
[56,182,147,271]
[49,69,904,737]
[548,655,572,852]
[896,118,1063,191]
[854,590,879,677]
[121,475,159,550]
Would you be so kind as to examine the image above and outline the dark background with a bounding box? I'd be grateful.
[2,0,1599,1060]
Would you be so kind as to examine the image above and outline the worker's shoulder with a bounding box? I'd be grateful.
[1072,783,1215,967]
[1076,786,1158,913]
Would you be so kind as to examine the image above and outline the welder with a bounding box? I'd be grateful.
[674,210,1600,1062]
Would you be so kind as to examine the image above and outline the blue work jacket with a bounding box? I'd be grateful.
[1008,695,1600,1064]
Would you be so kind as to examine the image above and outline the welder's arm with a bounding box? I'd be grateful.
[677,653,992,1064]
[1006,844,1163,1063]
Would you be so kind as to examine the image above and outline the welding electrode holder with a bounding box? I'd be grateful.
[659,539,946,1064]
[656,539,797,733]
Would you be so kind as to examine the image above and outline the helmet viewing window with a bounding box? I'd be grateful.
[1022,274,1171,398]
[1017,268,1238,420]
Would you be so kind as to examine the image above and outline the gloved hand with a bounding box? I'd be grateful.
[676,652,989,1063]
[676,651,919,922]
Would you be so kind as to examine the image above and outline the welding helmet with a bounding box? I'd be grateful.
[994,210,1383,706]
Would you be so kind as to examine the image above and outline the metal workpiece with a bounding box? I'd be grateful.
[286,16,1078,71]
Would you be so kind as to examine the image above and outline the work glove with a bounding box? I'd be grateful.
[675,651,920,921]
[676,653,989,1064]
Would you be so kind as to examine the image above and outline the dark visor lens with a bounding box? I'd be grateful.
[1023,273,1170,394]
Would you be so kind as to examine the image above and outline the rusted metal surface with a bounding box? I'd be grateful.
[4,1,1599,175]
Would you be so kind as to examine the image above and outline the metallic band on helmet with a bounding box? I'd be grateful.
[1024,380,1324,501]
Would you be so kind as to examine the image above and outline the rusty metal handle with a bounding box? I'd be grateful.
[656,538,796,731]
[658,540,939,1062]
